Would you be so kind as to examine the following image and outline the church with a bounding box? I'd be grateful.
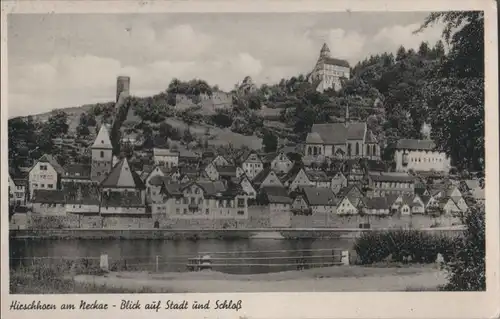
[304,105,380,161]
[308,43,351,93]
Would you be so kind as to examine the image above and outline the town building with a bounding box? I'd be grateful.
[394,139,451,173]
[204,163,244,181]
[238,151,264,180]
[308,43,350,93]
[91,124,114,183]
[264,151,293,174]
[292,187,337,226]
[64,182,101,214]
[31,189,66,215]
[252,168,284,190]
[28,154,65,199]
[100,158,147,215]
[330,172,348,194]
[305,121,380,161]
[61,164,93,184]
[367,172,415,197]
[9,171,27,207]
[153,148,179,168]
[258,186,292,228]
[156,180,249,219]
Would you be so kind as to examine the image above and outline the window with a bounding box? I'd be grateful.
[355,143,359,155]
[191,198,195,204]
[40,165,47,170]
[206,209,209,214]
[198,198,203,205]
[176,208,180,214]
[41,184,45,188]
[183,198,188,204]
[195,188,200,194]
[183,208,187,214]
[48,184,53,189]
[237,210,244,215]
[237,198,245,208]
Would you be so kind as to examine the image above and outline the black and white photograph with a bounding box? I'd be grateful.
[2,2,498,316]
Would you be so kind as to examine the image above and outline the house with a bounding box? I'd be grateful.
[210,155,230,167]
[259,186,292,228]
[9,172,27,207]
[429,184,465,210]
[367,171,415,197]
[361,197,391,216]
[265,151,293,174]
[305,169,331,188]
[304,121,380,161]
[394,139,451,173]
[100,158,147,215]
[64,182,101,214]
[288,167,314,191]
[204,163,244,181]
[31,190,66,215]
[337,184,363,200]
[238,175,257,199]
[158,181,249,219]
[61,164,92,184]
[308,43,350,93]
[238,151,264,180]
[392,194,426,215]
[178,148,200,166]
[336,195,359,215]
[460,179,485,204]
[252,168,284,190]
[330,171,348,194]
[28,154,65,199]
[120,132,143,146]
[292,187,337,227]
[439,197,462,215]
[342,160,365,185]
[153,148,179,168]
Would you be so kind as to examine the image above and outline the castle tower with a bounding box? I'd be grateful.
[319,43,331,59]
[91,124,114,183]
[116,76,130,103]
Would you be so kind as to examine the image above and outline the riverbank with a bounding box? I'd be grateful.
[71,265,447,292]
[9,226,465,240]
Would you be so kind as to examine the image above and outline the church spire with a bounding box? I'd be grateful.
[320,43,331,59]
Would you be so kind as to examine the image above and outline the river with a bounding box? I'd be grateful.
[10,238,355,274]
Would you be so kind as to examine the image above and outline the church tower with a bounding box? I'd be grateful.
[91,124,114,183]
[319,43,331,59]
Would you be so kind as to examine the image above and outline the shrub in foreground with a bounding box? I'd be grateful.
[353,229,457,265]
[442,206,485,291]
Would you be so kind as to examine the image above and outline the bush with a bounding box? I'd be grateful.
[442,207,485,291]
[353,229,457,265]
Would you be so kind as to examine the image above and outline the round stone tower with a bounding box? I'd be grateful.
[116,76,131,103]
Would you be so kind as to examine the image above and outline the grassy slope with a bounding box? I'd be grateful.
[22,93,263,150]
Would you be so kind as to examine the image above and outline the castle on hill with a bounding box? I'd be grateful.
[308,43,351,93]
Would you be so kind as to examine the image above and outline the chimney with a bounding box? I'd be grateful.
[116,76,131,103]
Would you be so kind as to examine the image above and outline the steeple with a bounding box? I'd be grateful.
[92,124,113,150]
[320,43,331,59]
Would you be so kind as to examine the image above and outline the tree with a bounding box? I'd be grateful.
[211,110,233,128]
[48,111,69,136]
[262,130,278,153]
[443,206,485,291]
[418,41,430,57]
[396,45,407,61]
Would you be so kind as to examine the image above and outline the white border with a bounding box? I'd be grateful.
[1,1,499,319]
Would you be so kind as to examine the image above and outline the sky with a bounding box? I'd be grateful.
[7,12,445,117]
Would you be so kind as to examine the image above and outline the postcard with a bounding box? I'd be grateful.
[1,1,499,318]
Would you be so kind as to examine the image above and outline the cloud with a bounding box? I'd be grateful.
[8,14,446,117]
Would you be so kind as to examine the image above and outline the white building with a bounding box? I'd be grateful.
[153,148,179,168]
[239,151,264,180]
[394,139,451,173]
[308,43,350,93]
[28,154,65,199]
